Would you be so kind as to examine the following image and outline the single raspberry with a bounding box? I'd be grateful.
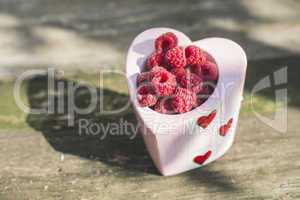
[155,32,178,52]
[151,70,176,96]
[171,67,186,80]
[179,72,203,94]
[150,66,167,76]
[201,61,218,82]
[147,51,164,70]
[190,63,202,77]
[185,45,206,66]
[154,98,174,114]
[165,47,186,68]
[147,66,168,81]
[137,66,167,86]
[171,88,197,113]
[137,85,157,107]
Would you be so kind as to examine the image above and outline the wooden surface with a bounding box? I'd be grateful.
[0,110,300,200]
[0,57,300,199]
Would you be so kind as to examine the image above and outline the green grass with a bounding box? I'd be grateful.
[241,93,277,117]
[0,81,28,129]
[0,73,278,131]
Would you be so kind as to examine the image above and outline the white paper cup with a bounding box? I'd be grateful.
[126,28,247,176]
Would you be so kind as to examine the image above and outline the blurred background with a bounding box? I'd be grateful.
[0,0,299,77]
[0,1,300,200]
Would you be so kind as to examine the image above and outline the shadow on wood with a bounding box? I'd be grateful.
[25,74,158,175]
[25,74,244,193]
[245,55,300,109]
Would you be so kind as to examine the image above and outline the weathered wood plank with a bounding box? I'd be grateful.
[0,109,299,200]
[1,57,300,199]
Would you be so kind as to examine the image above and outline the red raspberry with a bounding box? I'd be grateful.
[171,88,197,113]
[151,70,176,96]
[171,67,186,80]
[150,66,167,75]
[149,66,168,81]
[190,63,202,77]
[201,61,218,82]
[137,66,167,86]
[165,47,186,68]
[155,32,178,52]
[147,51,164,70]
[154,98,174,114]
[137,85,157,107]
[179,72,203,94]
[185,45,206,66]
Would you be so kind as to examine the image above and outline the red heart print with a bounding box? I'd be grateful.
[219,118,233,136]
[193,150,212,165]
[197,110,217,129]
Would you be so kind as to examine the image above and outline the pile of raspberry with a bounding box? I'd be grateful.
[136,32,218,114]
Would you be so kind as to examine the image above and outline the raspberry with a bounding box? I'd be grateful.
[147,51,164,70]
[137,66,167,86]
[136,32,218,115]
[154,98,174,114]
[150,66,167,75]
[165,47,186,68]
[148,66,168,81]
[185,45,206,66]
[171,88,197,113]
[171,67,186,80]
[190,63,202,77]
[151,70,176,96]
[179,72,203,94]
[155,32,178,52]
[137,85,158,107]
[201,61,218,82]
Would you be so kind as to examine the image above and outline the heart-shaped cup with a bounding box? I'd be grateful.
[126,28,247,176]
